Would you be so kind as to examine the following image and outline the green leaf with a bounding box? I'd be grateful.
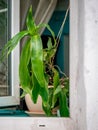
[42,99,52,116]
[39,86,48,105]
[32,66,49,105]
[20,90,27,98]
[53,68,60,88]
[51,85,61,108]
[47,38,53,50]
[26,5,36,35]
[19,38,31,94]
[59,91,69,117]
[54,85,62,95]
[31,35,47,88]
[37,23,56,46]
[0,30,28,62]
[30,35,49,104]
[42,103,52,116]
[63,78,69,98]
[45,38,56,61]
[42,88,58,116]
[31,74,40,103]
[32,71,49,105]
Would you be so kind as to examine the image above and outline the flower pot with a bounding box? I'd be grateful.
[25,93,59,116]
[25,94,43,114]
[25,86,53,113]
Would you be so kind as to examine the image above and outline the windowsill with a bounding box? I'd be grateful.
[0,117,74,130]
[0,109,29,117]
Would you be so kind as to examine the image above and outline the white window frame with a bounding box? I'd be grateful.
[0,0,88,130]
[0,0,20,107]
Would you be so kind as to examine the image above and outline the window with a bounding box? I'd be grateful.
[0,0,20,107]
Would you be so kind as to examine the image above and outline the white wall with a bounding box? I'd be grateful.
[70,0,87,130]
[70,0,98,130]
[84,0,98,129]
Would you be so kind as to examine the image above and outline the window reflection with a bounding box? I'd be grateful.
[0,0,10,96]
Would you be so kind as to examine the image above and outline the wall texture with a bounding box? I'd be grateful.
[70,0,98,130]
[84,0,98,129]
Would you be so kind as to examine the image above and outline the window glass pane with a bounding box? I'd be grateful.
[0,0,10,96]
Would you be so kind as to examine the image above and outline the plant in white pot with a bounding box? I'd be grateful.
[0,6,69,117]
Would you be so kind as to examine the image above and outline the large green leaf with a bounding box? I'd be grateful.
[31,35,47,88]
[0,30,28,62]
[19,39,31,94]
[32,70,49,105]
[30,35,48,104]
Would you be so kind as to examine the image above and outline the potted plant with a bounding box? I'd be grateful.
[0,6,69,117]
